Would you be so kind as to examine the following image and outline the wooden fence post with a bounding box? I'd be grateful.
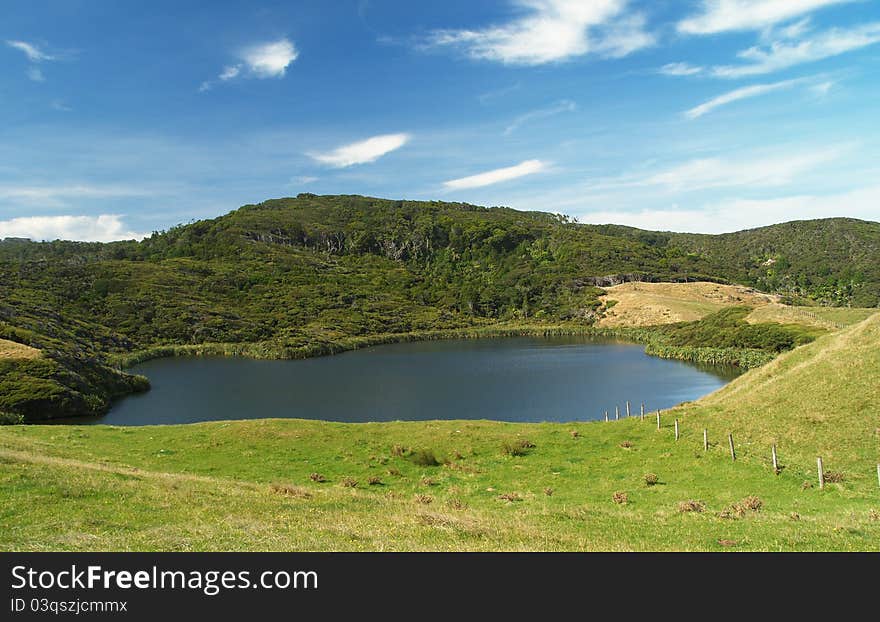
[674,419,680,441]
[703,429,708,451]
[771,445,778,474]
[656,411,661,430]
[728,434,736,461]
[817,457,825,489]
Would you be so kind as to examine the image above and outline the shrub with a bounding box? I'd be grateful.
[644,473,659,486]
[367,476,382,486]
[408,449,441,467]
[677,500,705,513]
[391,444,408,457]
[502,439,535,456]
[0,411,23,425]
[340,477,358,488]
[420,476,437,487]
[722,495,763,518]
[570,430,580,438]
[544,487,554,497]
[619,440,633,449]
[386,468,401,477]
[447,498,467,510]
[414,494,433,505]
[823,471,845,483]
[612,491,628,505]
[497,492,522,502]
[309,472,326,483]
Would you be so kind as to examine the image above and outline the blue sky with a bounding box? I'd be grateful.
[2,0,880,241]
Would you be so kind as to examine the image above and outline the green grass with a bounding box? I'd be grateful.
[1,416,877,551]
[1,313,879,551]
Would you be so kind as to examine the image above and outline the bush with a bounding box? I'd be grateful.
[408,449,441,467]
[644,473,659,486]
[677,500,705,513]
[0,411,24,425]
[309,472,326,483]
[612,491,628,505]
[340,477,358,488]
[367,476,383,486]
[501,438,535,456]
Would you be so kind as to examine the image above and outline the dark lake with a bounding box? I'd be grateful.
[76,336,740,426]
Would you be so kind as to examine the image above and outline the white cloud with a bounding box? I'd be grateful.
[5,40,55,62]
[504,100,576,135]
[443,160,546,190]
[0,184,151,208]
[640,147,845,192]
[575,185,880,233]
[219,64,242,80]
[659,62,704,76]
[684,78,804,118]
[677,0,853,35]
[202,38,298,90]
[428,0,654,65]
[0,215,147,242]
[711,22,880,77]
[242,39,298,77]
[309,133,410,168]
[292,175,319,185]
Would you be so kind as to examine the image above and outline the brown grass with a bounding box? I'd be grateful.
[598,281,777,328]
[269,484,312,499]
[0,339,40,360]
[677,500,705,513]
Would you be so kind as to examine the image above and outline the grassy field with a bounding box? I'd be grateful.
[598,282,778,327]
[1,312,878,551]
[0,339,40,360]
[746,304,878,329]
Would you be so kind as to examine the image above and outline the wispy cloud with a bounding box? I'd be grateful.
[684,78,804,119]
[0,184,152,209]
[677,0,853,35]
[309,133,410,168]
[638,147,846,191]
[5,40,55,62]
[443,159,546,190]
[575,184,880,234]
[659,62,704,76]
[6,39,59,81]
[711,22,880,77]
[427,0,654,65]
[0,214,147,242]
[201,37,298,90]
[26,66,44,82]
[504,100,576,135]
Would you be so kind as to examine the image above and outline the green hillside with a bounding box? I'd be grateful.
[0,194,878,420]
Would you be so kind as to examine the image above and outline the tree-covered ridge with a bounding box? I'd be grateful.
[0,194,877,421]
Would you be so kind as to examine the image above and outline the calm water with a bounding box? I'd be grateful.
[76,337,740,426]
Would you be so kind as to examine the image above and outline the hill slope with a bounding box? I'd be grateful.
[679,312,880,478]
[0,194,877,420]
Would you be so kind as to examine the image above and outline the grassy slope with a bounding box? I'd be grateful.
[677,312,880,479]
[598,281,777,327]
[1,313,878,551]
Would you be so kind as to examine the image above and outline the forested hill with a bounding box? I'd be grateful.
[0,194,877,420]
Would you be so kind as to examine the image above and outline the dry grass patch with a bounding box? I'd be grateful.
[612,491,628,505]
[269,484,312,499]
[598,282,777,328]
[677,500,705,513]
[0,339,40,360]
